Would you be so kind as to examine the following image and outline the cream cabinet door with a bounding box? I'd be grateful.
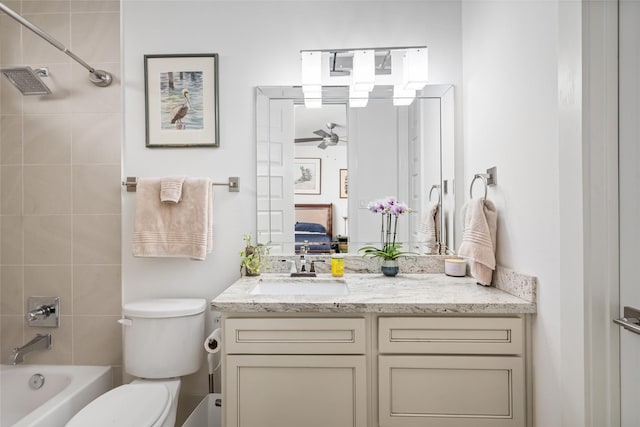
[378,355,524,427]
[225,355,367,427]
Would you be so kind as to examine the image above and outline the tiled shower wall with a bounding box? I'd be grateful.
[0,0,121,382]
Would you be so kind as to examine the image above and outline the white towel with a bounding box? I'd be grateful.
[457,198,497,286]
[133,177,213,260]
[160,176,186,203]
[416,202,441,254]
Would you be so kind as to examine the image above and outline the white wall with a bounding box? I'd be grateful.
[123,0,462,400]
[462,1,589,426]
[123,0,462,299]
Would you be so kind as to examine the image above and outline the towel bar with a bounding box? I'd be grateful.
[469,167,497,199]
[122,176,240,192]
[428,184,441,203]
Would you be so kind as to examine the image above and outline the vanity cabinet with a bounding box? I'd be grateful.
[223,317,368,427]
[221,315,527,427]
[377,317,525,427]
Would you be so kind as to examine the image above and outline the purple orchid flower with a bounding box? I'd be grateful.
[367,200,385,213]
[390,202,409,217]
[384,197,397,209]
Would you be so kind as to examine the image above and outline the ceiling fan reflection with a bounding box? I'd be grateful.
[294,122,347,149]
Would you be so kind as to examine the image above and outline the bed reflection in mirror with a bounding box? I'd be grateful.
[294,204,335,253]
[256,85,455,256]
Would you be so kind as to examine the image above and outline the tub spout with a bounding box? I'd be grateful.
[7,333,52,365]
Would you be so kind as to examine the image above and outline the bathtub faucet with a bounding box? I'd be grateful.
[26,303,56,322]
[7,333,52,365]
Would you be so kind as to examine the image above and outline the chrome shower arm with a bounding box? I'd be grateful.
[0,2,92,72]
[0,2,112,87]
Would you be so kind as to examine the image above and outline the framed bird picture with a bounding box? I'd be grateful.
[294,158,321,195]
[144,54,219,147]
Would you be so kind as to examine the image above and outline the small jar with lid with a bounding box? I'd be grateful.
[444,258,467,277]
[331,253,345,277]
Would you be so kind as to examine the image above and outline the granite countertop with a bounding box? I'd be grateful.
[210,273,537,314]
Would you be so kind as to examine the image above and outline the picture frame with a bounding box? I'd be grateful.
[144,54,219,148]
[339,169,348,198]
[294,158,321,195]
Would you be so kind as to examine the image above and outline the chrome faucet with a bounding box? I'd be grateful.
[300,240,309,255]
[26,304,56,322]
[25,297,60,327]
[7,333,52,365]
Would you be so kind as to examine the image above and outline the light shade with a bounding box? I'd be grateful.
[393,85,415,106]
[349,86,369,108]
[402,48,429,91]
[304,91,322,108]
[301,51,322,92]
[352,50,375,92]
[301,51,322,108]
[302,84,321,95]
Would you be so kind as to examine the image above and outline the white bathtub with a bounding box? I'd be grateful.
[0,364,112,427]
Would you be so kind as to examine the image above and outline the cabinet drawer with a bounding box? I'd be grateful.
[225,318,366,354]
[378,317,523,355]
[378,355,524,427]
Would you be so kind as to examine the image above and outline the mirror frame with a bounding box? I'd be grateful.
[256,84,455,255]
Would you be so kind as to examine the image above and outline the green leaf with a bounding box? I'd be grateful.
[358,243,416,260]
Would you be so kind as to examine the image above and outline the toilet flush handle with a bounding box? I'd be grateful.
[117,318,132,326]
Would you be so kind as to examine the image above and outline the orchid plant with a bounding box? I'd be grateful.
[359,197,415,261]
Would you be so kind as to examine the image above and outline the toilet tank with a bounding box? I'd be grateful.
[121,298,207,379]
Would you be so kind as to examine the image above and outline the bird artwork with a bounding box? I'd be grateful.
[295,166,313,184]
[170,88,191,129]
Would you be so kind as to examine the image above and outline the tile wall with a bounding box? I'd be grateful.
[0,0,121,384]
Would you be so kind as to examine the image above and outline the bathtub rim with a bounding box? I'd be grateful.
[0,364,113,427]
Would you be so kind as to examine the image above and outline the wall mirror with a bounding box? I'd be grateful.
[256,84,455,255]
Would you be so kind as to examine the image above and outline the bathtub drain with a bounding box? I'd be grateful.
[29,373,45,390]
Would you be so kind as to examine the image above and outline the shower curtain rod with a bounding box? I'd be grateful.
[0,2,112,87]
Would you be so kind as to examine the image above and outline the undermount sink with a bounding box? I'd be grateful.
[249,279,350,296]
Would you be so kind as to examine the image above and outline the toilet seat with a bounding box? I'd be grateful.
[65,383,171,427]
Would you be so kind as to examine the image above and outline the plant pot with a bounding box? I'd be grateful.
[244,266,260,277]
[381,259,399,277]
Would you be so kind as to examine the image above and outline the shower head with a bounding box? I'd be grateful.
[1,66,52,95]
[0,3,113,89]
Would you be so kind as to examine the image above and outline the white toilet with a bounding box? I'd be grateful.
[66,298,207,427]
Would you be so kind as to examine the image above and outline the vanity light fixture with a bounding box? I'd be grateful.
[300,46,428,108]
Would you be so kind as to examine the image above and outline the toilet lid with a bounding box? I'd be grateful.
[66,383,170,427]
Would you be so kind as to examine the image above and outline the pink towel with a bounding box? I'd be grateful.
[417,202,441,254]
[457,198,497,286]
[133,177,213,260]
[160,176,186,203]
